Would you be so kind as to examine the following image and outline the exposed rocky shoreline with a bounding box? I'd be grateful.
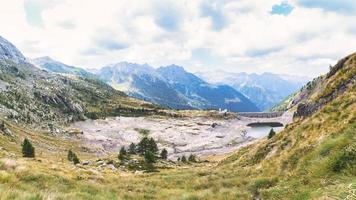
[71,113,292,159]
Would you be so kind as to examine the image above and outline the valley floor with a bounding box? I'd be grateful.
[70,114,290,160]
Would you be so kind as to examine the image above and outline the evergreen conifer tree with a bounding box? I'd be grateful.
[268,128,276,139]
[144,151,156,163]
[188,154,196,162]
[22,138,35,158]
[118,146,128,161]
[160,148,168,160]
[67,150,80,164]
[129,142,136,154]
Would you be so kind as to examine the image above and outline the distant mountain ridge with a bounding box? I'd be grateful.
[32,56,96,78]
[156,65,259,112]
[98,62,192,109]
[96,62,259,112]
[197,70,310,111]
[0,35,158,131]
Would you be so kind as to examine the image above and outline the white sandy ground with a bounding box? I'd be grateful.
[71,113,292,160]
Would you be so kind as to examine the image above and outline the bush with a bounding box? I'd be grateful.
[330,145,356,173]
[181,155,187,163]
[160,148,168,160]
[129,143,136,154]
[67,150,80,165]
[144,151,156,163]
[118,147,129,161]
[268,129,276,139]
[22,138,35,158]
[249,178,278,195]
[188,154,197,162]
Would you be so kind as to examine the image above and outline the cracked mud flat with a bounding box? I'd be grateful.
[71,115,290,159]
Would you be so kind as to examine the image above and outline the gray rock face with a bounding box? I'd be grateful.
[0,36,26,63]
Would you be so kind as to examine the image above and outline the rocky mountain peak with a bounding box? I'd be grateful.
[0,35,26,63]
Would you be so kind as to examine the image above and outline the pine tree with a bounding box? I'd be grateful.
[144,151,156,163]
[72,156,80,165]
[129,142,136,154]
[67,150,80,164]
[181,155,187,163]
[0,121,5,131]
[67,150,75,161]
[268,128,276,139]
[118,146,128,161]
[137,137,149,155]
[22,138,35,158]
[160,148,168,160]
[148,138,158,155]
[188,154,196,162]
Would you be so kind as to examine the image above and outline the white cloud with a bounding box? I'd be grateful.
[0,0,355,77]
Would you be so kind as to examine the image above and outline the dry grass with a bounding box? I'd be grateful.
[0,85,355,200]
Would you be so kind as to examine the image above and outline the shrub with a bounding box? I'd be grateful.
[118,147,129,161]
[22,138,35,158]
[144,151,156,163]
[160,148,168,160]
[268,129,276,139]
[249,178,278,195]
[188,154,197,162]
[330,145,356,173]
[128,143,136,154]
[181,155,187,163]
[67,150,80,165]
[72,156,80,165]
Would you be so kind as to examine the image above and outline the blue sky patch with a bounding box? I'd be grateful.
[200,2,227,31]
[297,0,356,15]
[95,38,128,51]
[24,0,44,27]
[271,1,294,16]
[154,4,180,31]
[192,48,221,66]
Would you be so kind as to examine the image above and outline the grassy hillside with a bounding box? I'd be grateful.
[0,54,355,199]
[0,83,354,199]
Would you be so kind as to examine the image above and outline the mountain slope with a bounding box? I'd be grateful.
[0,53,354,199]
[0,36,159,131]
[273,52,356,114]
[97,63,259,112]
[197,71,309,110]
[32,56,95,78]
[97,62,192,109]
[218,52,356,199]
[157,65,259,112]
[0,36,27,64]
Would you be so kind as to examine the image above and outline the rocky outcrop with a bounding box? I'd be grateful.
[0,36,26,63]
[293,52,356,118]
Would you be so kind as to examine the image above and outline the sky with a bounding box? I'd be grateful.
[0,0,355,77]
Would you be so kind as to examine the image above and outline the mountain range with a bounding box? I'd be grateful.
[33,56,308,112]
[0,35,355,199]
[34,60,260,112]
[0,36,158,131]
[197,71,310,111]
